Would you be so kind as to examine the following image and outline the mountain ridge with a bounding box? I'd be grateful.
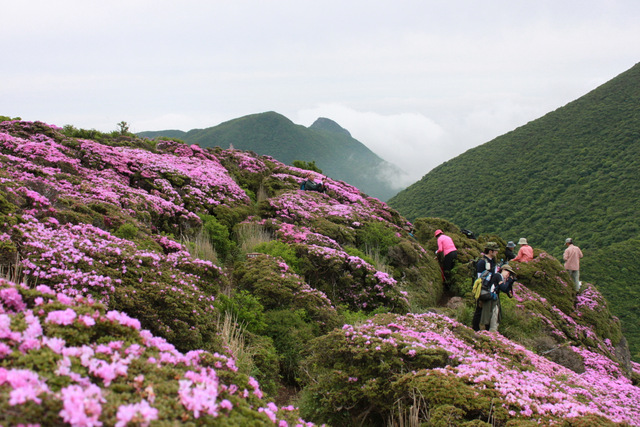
[138,111,407,201]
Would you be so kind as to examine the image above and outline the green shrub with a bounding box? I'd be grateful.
[244,332,280,397]
[264,308,318,384]
[114,222,138,240]
[212,205,252,231]
[200,213,235,260]
[356,222,401,256]
[343,245,375,265]
[254,240,301,274]
[214,290,267,334]
[292,160,322,173]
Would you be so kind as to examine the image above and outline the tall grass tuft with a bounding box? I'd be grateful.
[236,223,273,253]
[386,392,427,427]
[183,229,218,264]
[365,245,391,274]
[218,312,254,376]
[256,182,268,203]
[1,254,26,285]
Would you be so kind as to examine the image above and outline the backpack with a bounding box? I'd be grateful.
[472,270,493,300]
[461,229,476,240]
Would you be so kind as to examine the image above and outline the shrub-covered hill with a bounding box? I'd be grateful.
[139,111,407,202]
[387,62,640,359]
[1,119,640,426]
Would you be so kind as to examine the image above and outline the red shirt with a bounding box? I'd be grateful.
[512,245,533,262]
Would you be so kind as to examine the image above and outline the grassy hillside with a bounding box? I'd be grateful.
[2,119,639,425]
[388,62,640,358]
[137,129,186,139]
[140,112,406,201]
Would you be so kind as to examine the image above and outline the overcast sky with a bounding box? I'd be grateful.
[3,1,640,187]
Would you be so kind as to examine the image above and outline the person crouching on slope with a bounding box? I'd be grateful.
[434,229,457,288]
[512,237,533,262]
[480,264,516,332]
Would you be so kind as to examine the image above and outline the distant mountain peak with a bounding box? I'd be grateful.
[309,117,351,137]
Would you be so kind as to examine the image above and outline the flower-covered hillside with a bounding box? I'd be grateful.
[0,119,639,426]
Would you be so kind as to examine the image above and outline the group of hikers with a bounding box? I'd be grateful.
[298,171,586,333]
[435,230,584,333]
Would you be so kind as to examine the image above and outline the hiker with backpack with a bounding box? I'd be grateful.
[512,237,534,262]
[434,229,457,286]
[300,172,326,193]
[472,242,499,331]
[479,264,516,332]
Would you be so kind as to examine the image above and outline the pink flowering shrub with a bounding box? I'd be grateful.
[234,255,338,329]
[299,312,640,426]
[0,278,312,426]
[296,244,409,312]
[16,214,227,352]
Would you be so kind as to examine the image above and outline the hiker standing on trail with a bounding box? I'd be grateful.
[476,242,499,277]
[563,238,583,292]
[505,241,516,262]
[472,242,499,331]
[512,238,534,262]
[480,264,516,332]
[435,229,457,285]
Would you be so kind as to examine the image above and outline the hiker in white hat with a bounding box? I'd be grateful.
[512,237,533,262]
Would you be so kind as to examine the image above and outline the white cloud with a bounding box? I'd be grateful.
[295,105,448,186]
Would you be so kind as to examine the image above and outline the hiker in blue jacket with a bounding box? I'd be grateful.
[472,242,499,331]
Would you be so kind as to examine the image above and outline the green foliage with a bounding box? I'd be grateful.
[498,296,545,343]
[0,115,21,121]
[292,159,322,173]
[200,213,235,260]
[264,308,317,384]
[253,240,301,274]
[211,204,251,231]
[392,371,508,426]
[510,254,575,315]
[117,120,130,135]
[582,238,640,358]
[310,218,357,246]
[298,315,452,425]
[214,290,267,334]
[342,245,375,265]
[244,332,281,397]
[356,221,401,256]
[114,222,139,240]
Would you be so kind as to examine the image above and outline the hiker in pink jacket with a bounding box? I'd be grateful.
[563,238,583,291]
[512,237,534,262]
[435,229,457,286]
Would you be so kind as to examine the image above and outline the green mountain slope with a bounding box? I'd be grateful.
[137,129,186,139]
[388,62,640,357]
[140,112,406,201]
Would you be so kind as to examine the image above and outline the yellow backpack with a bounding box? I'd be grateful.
[472,270,492,300]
